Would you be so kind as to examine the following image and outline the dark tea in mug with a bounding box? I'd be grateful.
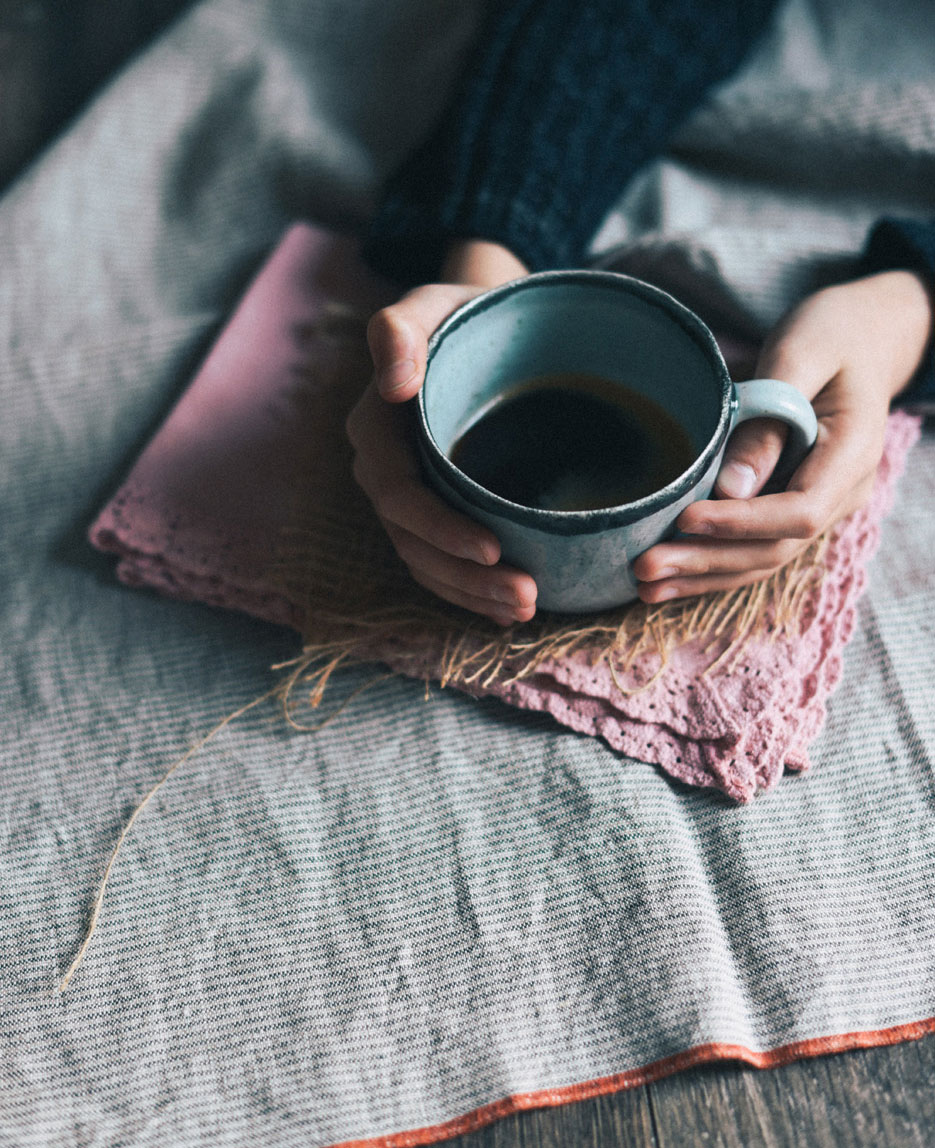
[448,371,696,511]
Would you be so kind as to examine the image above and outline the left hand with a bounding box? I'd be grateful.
[634,270,934,602]
[346,239,538,625]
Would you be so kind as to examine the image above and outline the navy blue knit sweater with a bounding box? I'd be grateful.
[364,0,935,404]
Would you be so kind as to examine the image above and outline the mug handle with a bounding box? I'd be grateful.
[731,378,819,490]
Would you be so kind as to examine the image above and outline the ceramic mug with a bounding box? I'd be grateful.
[416,270,818,613]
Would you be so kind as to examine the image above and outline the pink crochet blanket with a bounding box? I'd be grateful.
[90,223,921,802]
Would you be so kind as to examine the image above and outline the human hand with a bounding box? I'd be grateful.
[634,270,934,602]
[346,240,539,624]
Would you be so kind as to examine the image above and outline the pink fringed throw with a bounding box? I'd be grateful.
[91,224,921,802]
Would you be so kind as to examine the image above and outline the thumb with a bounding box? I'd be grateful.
[367,283,483,402]
[716,311,835,499]
[715,417,789,499]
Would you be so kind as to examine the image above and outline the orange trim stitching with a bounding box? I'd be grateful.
[329,1017,935,1148]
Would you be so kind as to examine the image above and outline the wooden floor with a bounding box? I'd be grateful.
[7,6,933,1145]
[447,1034,935,1147]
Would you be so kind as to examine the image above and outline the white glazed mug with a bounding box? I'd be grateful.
[416,271,818,613]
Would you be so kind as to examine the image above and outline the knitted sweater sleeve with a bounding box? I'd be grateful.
[363,0,780,286]
[860,217,935,410]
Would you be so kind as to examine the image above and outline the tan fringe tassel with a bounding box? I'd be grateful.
[278,532,830,705]
[59,524,827,991]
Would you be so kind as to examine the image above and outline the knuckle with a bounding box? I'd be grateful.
[373,477,415,524]
[387,528,418,567]
[351,458,393,513]
[633,552,663,580]
[408,568,440,599]
[432,522,468,558]
[365,307,390,350]
[765,346,811,385]
[383,481,447,543]
[727,506,760,540]
[344,405,362,447]
[767,539,801,570]
[790,505,825,539]
[373,480,407,522]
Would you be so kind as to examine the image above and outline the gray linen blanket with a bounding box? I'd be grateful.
[2,1,934,1145]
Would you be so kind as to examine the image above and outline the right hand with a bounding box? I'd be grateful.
[346,241,539,625]
[633,269,934,602]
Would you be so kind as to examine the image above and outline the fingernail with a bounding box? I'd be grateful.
[461,544,491,567]
[718,460,757,499]
[492,583,527,606]
[652,566,679,581]
[378,358,418,394]
[464,540,498,565]
[654,585,679,601]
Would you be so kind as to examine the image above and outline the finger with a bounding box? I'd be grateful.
[677,471,874,543]
[633,535,803,583]
[385,523,537,614]
[711,302,846,500]
[679,409,878,541]
[754,299,844,402]
[367,284,482,401]
[345,381,419,480]
[715,417,789,499]
[638,566,787,604]
[347,384,502,564]
[358,458,502,565]
[411,567,538,626]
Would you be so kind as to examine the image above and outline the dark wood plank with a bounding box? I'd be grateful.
[444,1080,657,1148]
[443,1033,935,1148]
[648,1036,935,1148]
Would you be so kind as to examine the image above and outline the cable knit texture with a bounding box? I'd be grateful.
[364,0,934,403]
[364,0,781,283]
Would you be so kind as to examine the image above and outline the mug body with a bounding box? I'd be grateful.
[417,271,736,613]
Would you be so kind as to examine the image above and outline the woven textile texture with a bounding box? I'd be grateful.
[2,0,935,1145]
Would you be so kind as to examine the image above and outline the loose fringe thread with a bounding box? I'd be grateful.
[58,539,826,992]
[60,301,910,991]
[57,663,385,994]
